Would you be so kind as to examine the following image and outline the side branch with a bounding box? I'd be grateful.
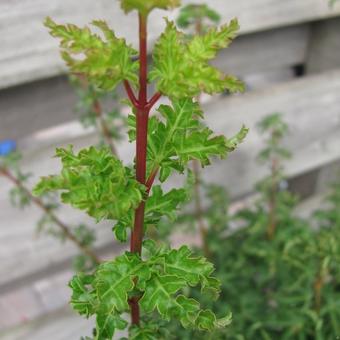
[145,167,159,195]
[146,92,162,111]
[93,99,118,157]
[124,80,139,108]
[0,167,101,265]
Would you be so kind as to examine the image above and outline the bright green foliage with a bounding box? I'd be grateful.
[120,0,181,16]
[128,98,248,182]
[113,185,188,242]
[34,146,144,222]
[45,18,138,91]
[126,318,171,339]
[40,1,248,337]
[150,19,244,98]
[70,241,227,338]
[177,4,220,29]
[145,185,188,222]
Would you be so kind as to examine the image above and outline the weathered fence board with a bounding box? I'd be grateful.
[0,307,96,340]
[0,0,339,89]
[204,69,340,197]
[306,17,340,74]
[1,70,340,289]
[0,24,308,140]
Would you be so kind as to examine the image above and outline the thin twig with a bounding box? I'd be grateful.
[93,99,118,156]
[192,160,211,258]
[0,167,101,265]
[146,92,162,111]
[124,80,139,108]
[267,157,278,240]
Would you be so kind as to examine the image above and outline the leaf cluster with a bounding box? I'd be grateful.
[34,146,144,222]
[128,98,248,183]
[45,18,138,91]
[39,1,249,337]
[150,19,244,98]
[70,240,229,339]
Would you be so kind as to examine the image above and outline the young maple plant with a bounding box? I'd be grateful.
[34,0,247,338]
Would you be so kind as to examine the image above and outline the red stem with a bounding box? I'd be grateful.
[126,13,162,326]
[124,80,139,108]
[145,168,158,195]
[146,92,162,111]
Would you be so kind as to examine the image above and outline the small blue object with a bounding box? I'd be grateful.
[0,139,17,156]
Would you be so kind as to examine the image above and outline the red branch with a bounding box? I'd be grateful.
[146,92,162,111]
[145,168,159,195]
[125,12,161,326]
[124,80,139,108]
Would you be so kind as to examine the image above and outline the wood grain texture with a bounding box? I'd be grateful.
[306,17,340,74]
[1,0,339,89]
[1,70,340,289]
[0,25,307,140]
[203,69,340,198]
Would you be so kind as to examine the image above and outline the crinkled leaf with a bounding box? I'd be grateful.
[96,252,150,312]
[69,274,97,317]
[45,18,138,90]
[145,185,188,222]
[113,185,187,242]
[150,19,244,98]
[120,0,180,15]
[226,125,249,152]
[139,274,186,316]
[95,306,128,340]
[128,319,171,339]
[196,310,232,331]
[163,245,217,288]
[33,146,144,221]
[174,127,228,166]
[129,98,244,181]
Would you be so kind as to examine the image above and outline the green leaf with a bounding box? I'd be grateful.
[113,185,187,242]
[173,127,228,166]
[69,274,97,317]
[95,306,128,340]
[226,125,249,152]
[139,274,186,316]
[150,19,244,98]
[33,146,144,221]
[120,0,181,16]
[145,185,188,223]
[95,252,151,312]
[128,98,247,180]
[163,245,217,288]
[196,310,232,331]
[44,18,138,90]
[176,4,221,29]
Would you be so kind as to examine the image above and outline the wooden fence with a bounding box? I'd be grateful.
[1,0,340,338]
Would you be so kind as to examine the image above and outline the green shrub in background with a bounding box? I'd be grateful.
[165,113,340,339]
